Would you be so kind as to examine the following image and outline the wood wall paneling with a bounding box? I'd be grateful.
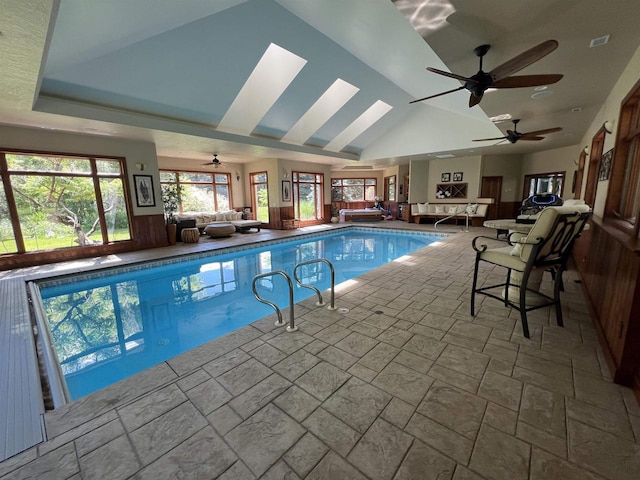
[577,218,640,386]
[0,214,167,271]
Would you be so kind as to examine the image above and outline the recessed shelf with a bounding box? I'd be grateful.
[436,183,467,199]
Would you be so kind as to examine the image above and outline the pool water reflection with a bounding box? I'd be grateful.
[39,228,442,399]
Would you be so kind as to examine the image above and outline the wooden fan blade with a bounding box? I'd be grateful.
[518,136,544,141]
[427,67,478,84]
[473,136,508,142]
[493,74,563,88]
[410,86,465,104]
[469,92,483,107]
[490,40,559,82]
[522,127,562,136]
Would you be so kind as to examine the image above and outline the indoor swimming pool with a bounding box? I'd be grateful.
[37,228,444,399]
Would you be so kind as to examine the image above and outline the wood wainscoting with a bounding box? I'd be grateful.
[0,214,168,271]
[574,217,640,401]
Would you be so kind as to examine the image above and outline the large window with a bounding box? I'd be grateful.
[606,79,640,238]
[251,172,269,223]
[0,152,131,254]
[160,170,230,212]
[331,178,376,202]
[293,172,324,221]
[384,175,396,201]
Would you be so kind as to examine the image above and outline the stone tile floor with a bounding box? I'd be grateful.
[1,222,639,479]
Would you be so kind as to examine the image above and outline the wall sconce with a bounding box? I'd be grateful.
[135,163,146,171]
[281,168,288,179]
[235,171,240,182]
[583,146,589,155]
[603,120,614,134]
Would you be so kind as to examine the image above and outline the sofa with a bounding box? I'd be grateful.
[410,202,489,227]
[175,211,262,233]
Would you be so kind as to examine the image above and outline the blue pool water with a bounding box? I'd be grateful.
[39,228,443,399]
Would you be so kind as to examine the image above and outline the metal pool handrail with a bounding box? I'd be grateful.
[293,258,337,311]
[434,209,470,232]
[251,270,298,332]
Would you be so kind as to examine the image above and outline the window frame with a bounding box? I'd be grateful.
[331,177,377,202]
[384,175,396,201]
[0,149,132,255]
[583,126,607,207]
[604,77,640,239]
[159,169,232,213]
[293,171,324,222]
[250,171,269,223]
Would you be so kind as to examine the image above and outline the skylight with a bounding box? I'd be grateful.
[281,78,359,145]
[218,43,307,135]
[323,100,392,152]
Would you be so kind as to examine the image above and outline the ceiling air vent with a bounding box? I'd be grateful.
[342,165,374,170]
[435,154,455,159]
[589,35,610,48]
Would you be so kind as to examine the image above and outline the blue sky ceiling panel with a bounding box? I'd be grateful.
[41,0,409,154]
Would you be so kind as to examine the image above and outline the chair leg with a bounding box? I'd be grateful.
[553,266,564,327]
[471,255,480,316]
[504,269,511,306]
[519,269,531,339]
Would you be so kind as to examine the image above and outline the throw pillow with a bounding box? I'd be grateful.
[509,233,527,256]
[417,202,429,214]
[465,204,478,215]
[435,205,444,213]
[448,205,459,214]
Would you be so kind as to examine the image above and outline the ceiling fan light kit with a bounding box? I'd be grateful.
[412,39,564,108]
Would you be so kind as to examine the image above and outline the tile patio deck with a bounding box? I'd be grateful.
[1,221,639,479]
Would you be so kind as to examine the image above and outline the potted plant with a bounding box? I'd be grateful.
[161,184,181,245]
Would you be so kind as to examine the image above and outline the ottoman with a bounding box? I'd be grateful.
[181,227,200,243]
[204,223,236,238]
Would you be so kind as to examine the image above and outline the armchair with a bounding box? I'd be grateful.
[471,207,591,338]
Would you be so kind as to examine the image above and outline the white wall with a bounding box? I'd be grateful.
[481,154,523,202]
[408,159,429,203]
[0,125,160,217]
[427,155,482,202]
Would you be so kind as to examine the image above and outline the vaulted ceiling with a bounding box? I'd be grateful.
[2,0,640,169]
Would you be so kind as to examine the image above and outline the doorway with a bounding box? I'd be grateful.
[481,176,502,220]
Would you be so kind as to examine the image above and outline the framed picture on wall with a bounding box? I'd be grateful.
[599,148,613,181]
[453,172,463,182]
[133,175,155,207]
[441,172,451,182]
[282,180,291,202]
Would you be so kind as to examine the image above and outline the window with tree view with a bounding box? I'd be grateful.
[331,178,376,202]
[293,172,324,221]
[160,170,230,212]
[0,152,131,254]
